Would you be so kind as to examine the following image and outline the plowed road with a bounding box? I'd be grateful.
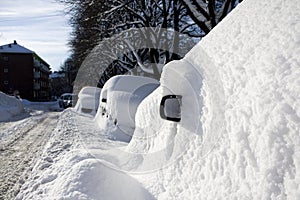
[0,111,59,200]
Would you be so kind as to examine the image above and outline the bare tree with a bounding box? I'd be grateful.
[58,0,242,89]
[181,0,243,34]
[95,0,200,79]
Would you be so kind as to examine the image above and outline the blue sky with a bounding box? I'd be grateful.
[0,0,72,71]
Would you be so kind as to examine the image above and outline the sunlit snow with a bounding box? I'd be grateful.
[0,0,299,199]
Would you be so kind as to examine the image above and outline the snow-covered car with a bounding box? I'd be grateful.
[58,93,78,109]
[127,58,206,157]
[74,86,101,115]
[95,75,159,141]
[153,59,203,127]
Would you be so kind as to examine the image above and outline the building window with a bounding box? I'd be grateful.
[4,80,8,85]
[4,68,8,73]
[2,56,8,61]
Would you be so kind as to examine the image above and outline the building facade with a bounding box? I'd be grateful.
[0,41,51,101]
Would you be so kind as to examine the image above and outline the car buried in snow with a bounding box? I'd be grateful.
[74,86,101,115]
[158,59,203,124]
[95,75,159,141]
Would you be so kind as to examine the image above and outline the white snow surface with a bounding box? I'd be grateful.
[15,0,300,199]
[16,110,155,200]
[0,92,24,121]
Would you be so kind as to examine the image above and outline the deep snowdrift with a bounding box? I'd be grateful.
[16,110,155,200]
[0,92,24,121]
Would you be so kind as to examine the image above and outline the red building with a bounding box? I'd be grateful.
[0,41,51,101]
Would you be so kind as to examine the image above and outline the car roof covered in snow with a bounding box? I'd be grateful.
[101,75,159,94]
[78,86,101,97]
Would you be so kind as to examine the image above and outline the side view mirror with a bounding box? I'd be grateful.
[160,95,182,122]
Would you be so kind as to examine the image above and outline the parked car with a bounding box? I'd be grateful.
[74,86,101,115]
[132,58,204,142]
[95,75,159,141]
[159,59,204,126]
[58,93,78,109]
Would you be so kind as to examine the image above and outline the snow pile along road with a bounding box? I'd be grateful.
[16,110,154,200]
[0,92,24,121]
[22,99,61,112]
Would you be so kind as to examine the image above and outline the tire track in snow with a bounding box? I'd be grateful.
[0,112,59,200]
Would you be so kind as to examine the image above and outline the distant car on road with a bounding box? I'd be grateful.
[58,93,78,109]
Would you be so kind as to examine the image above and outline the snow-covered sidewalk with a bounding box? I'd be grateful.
[16,110,155,199]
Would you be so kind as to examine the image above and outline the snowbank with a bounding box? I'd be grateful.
[75,86,101,115]
[16,110,154,200]
[22,99,61,112]
[22,152,154,199]
[0,92,24,121]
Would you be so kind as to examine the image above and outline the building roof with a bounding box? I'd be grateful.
[0,40,51,69]
[0,40,34,54]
